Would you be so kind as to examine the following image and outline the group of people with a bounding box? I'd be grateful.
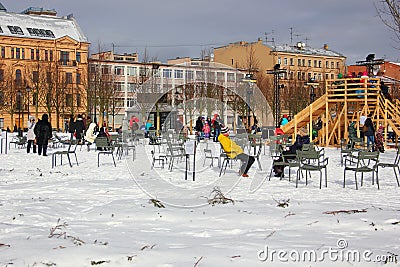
[195,114,222,142]
[349,114,385,153]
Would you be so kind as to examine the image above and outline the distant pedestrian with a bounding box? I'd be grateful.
[26,116,36,154]
[74,114,85,142]
[363,115,375,151]
[68,115,75,139]
[375,125,384,153]
[34,114,52,156]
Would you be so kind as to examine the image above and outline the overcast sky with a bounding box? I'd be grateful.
[1,0,399,65]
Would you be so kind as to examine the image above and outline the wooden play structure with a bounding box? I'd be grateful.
[281,77,400,147]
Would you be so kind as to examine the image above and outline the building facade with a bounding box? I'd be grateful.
[0,4,89,131]
[89,52,273,131]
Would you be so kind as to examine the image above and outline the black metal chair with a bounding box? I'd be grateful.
[52,140,79,168]
[95,137,116,167]
[343,151,379,190]
[296,149,328,189]
[203,148,220,167]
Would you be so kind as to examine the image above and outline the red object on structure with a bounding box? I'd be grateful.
[275,128,284,135]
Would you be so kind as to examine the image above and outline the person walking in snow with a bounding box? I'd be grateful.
[26,116,36,154]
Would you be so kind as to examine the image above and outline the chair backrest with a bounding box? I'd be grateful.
[95,137,112,150]
[357,151,379,168]
[351,137,365,150]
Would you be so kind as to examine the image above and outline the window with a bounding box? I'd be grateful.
[15,69,22,85]
[46,72,51,83]
[1,47,4,58]
[0,69,3,81]
[308,60,311,67]
[289,58,294,66]
[0,118,3,129]
[326,61,329,68]
[49,50,53,61]
[284,58,288,66]
[33,93,38,106]
[44,50,48,61]
[297,71,301,80]
[207,71,216,81]
[115,82,125,91]
[36,49,39,60]
[302,72,305,80]
[331,62,334,68]
[318,73,322,80]
[185,70,194,80]
[33,71,39,83]
[76,52,81,63]
[174,69,183,79]
[278,57,281,64]
[308,73,312,80]
[60,51,69,65]
[318,61,322,68]
[66,94,73,107]
[127,66,137,76]
[21,48,24,59]
[76,73,81,84]
[7,26,24,35]
[196,71,204,80]
[127,83,136,92]
[217,72,225,81]
[10,47,14,59]
[16,48,20,59]
[31,49,34,60]
[114,66,124,75]
[314,60,317,67]
[163,69,172,78]
[298,59,301,66]
[331,74,335,79]
[326,73,329,80]
[302,59,305,66]
[76,94,81,107]
[66,72,72,84]
[101,66,110,75]
[227,73,235,82]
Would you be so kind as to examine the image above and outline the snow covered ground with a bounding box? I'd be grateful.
[1,134,399,267]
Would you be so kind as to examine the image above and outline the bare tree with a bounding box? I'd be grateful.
[376,0,400,45]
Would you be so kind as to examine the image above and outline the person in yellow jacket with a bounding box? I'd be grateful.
[218,125,255,177]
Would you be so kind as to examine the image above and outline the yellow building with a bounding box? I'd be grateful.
[214,39,346,117]
[0,4,89,131]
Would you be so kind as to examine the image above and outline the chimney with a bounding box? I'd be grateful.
[323,44,329,50]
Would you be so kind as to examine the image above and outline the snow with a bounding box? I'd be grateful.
[1,133,399,266]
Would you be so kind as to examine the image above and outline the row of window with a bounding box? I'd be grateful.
[92,64,242,82]
[0,91,81,108]
[0,47,82,64]
[0,69,81,85]
[0,25,55,38]
[278,57,340,69]
[283,71,337,81]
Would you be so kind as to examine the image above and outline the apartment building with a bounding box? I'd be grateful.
[89,52,273,130]
[0,4,89,131]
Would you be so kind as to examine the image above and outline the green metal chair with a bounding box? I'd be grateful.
[377,146,400,187]
[52,139,79,168]
[296,149,328,189]
[343,150,379,190]
[95,137,116,167]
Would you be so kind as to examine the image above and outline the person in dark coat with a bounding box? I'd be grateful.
[74,114,85,142]
[363,115,375,151]
[34,114,52,156]
[195,116,203,141]
[68,115,75,139]
[212,114,222,142]
[273,127,310,177]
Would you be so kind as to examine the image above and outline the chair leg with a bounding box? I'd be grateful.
[111,153,116,167]
[395,166,400,186]
[375,171,380,190]
[319,171,322,189]
[325,168,328,187]
[296,170,300,188]
[74,153,79,166]
[343,170,346,188]
[355,173,358,190]
[98,153,100,167]
[67,154,72,167]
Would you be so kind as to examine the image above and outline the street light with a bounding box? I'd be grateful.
[267,64,287,128]
[26,86,31,121]
[16,90,22,136]
[305,78,319,104]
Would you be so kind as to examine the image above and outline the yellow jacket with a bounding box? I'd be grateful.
[218,134,243,159]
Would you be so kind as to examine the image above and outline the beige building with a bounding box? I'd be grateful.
[0,4,89,131]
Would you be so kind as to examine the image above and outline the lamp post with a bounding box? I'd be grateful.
[26,86,31,121]
[17,90,22,136]
[242,73,256,130]
[305,78,319,104]
[267,64,286,128]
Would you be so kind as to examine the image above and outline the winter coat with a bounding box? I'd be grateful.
[289,134,310,154]
[85,123,97,143]
[27,121,36,141]
[34,114,52,145]
[363,118,375,137]
[74,118,85,139]
[280,118,289,127]
[195,118,203,132]
[218,134,244,159]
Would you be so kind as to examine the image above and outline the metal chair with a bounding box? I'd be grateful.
[296,149,328,189]
[52,139,79,168]
[343,151,379,190]
[377,146,400,187]
[203,148,219,167]
[95,137,116,167]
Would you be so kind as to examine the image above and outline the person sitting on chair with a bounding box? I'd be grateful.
[273,127,310,177]
[218,125,255,177]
